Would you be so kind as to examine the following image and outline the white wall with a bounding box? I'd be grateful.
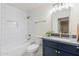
[69,3,79,35]
[51,8,70,33]
[27,4,52,36]
[1,4,28,55]
[27,4,53,44]
[0,3,2,55]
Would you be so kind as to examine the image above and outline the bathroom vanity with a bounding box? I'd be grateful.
[42,37,79,56]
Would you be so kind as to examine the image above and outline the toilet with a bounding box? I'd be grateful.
[24,37,40,56]
[26,43,39,56]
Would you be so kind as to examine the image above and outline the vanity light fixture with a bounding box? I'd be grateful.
[52,3,74,13]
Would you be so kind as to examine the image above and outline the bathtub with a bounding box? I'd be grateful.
[1,41,31,56]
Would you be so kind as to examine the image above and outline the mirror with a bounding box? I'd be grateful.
[51,3,79,39]
[51,8,70,34]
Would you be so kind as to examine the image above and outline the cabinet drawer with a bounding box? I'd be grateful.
[58,43,79,55]
[43,39,57,48]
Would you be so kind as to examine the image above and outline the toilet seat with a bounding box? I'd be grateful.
[26,44,39,52]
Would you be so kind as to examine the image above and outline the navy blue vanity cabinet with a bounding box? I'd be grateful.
[43,38,79,56]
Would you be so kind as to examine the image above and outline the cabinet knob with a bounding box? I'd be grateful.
[76,46,79,49]
[56,50,57,53]
[58,51,60,54]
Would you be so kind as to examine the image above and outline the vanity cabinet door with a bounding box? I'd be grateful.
[43,46,57,56]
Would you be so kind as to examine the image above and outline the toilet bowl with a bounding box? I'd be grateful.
[23,37,40,56]
[26,43,39,56]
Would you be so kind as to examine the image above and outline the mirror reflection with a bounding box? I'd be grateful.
[51,3,77,38]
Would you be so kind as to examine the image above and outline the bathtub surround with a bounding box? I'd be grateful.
[1,4,28,56]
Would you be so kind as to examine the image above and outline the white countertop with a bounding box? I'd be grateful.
[41,36,79,46]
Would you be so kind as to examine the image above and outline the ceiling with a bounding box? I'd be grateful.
[7,3,52,11]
